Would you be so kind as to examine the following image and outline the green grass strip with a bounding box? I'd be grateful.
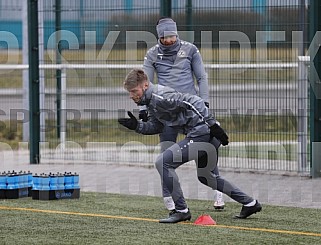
[1,205,320,238]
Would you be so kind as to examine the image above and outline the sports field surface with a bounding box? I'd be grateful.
[0,192,320,244]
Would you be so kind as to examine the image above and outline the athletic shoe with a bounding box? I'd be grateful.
[235,200,262,219]
[168,209,176,216]
[159,209,192,223]
[214,191,225,210]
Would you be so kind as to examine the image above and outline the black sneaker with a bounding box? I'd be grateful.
[168,209,176,216]
[159,209,192,223]
[235,200,262,219]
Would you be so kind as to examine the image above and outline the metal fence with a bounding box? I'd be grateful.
[0,0,310,174]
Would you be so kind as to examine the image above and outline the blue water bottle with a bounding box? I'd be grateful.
[22,171,28,188]
[40,174,50,191]
[57,173,65,190]
[64,172,73,189]
[32,174,40,190]
[7,172,18,189]
[20,171,27,188]
[27,171,33,188]
[18,171,23,188]
[73,172,80,189]
[49,174,58,190]
[13,171,19,189]
[0,172,7,189]
[21,171,27,188]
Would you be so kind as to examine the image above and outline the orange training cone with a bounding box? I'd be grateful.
[194,214,216,225]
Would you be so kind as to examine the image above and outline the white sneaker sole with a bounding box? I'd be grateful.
[214,202,225,210]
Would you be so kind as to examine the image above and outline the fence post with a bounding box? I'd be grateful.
[55,0,62,139]
[185,0,193,42]
[60,68,67,148]
[297,56,309,173]
[160,0,171,17]
[22,1,29,143]
[309,0,321,178]
[28,0,40,164]
[39,0,46,142]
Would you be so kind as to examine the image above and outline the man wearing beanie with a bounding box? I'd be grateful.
[141,17,226,214]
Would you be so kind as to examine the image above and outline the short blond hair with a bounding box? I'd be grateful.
[123,69,148,90]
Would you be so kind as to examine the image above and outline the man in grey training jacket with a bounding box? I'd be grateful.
[141,17,225,212]
[119,69,262,223]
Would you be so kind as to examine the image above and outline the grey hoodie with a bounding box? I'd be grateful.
[135,83,215,138]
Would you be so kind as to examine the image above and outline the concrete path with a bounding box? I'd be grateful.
[2,150,321,209]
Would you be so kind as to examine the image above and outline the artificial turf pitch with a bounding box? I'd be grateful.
[0,192,320,244]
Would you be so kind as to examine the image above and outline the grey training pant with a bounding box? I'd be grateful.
[155,133,254,210]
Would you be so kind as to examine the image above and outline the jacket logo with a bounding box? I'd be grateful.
[177,50,185,57]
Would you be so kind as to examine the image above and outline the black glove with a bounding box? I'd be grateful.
[204,102,209,108]
[139,110,148,122]
[118,111,138,130]
[210,123,229,146]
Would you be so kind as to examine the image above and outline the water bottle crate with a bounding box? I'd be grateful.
[1,187,29,199]
[0,170,80,200]
[32,188,80,200]
[0,170,33,199]
[0,189,5,199]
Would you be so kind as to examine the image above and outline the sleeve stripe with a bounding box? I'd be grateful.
[152,93,164,100]
[182,101,210,127]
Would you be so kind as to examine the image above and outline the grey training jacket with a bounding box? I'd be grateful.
[136,83,215,138]
[143,39,209,102]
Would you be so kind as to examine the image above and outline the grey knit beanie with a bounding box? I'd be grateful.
[156,18,178,38]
